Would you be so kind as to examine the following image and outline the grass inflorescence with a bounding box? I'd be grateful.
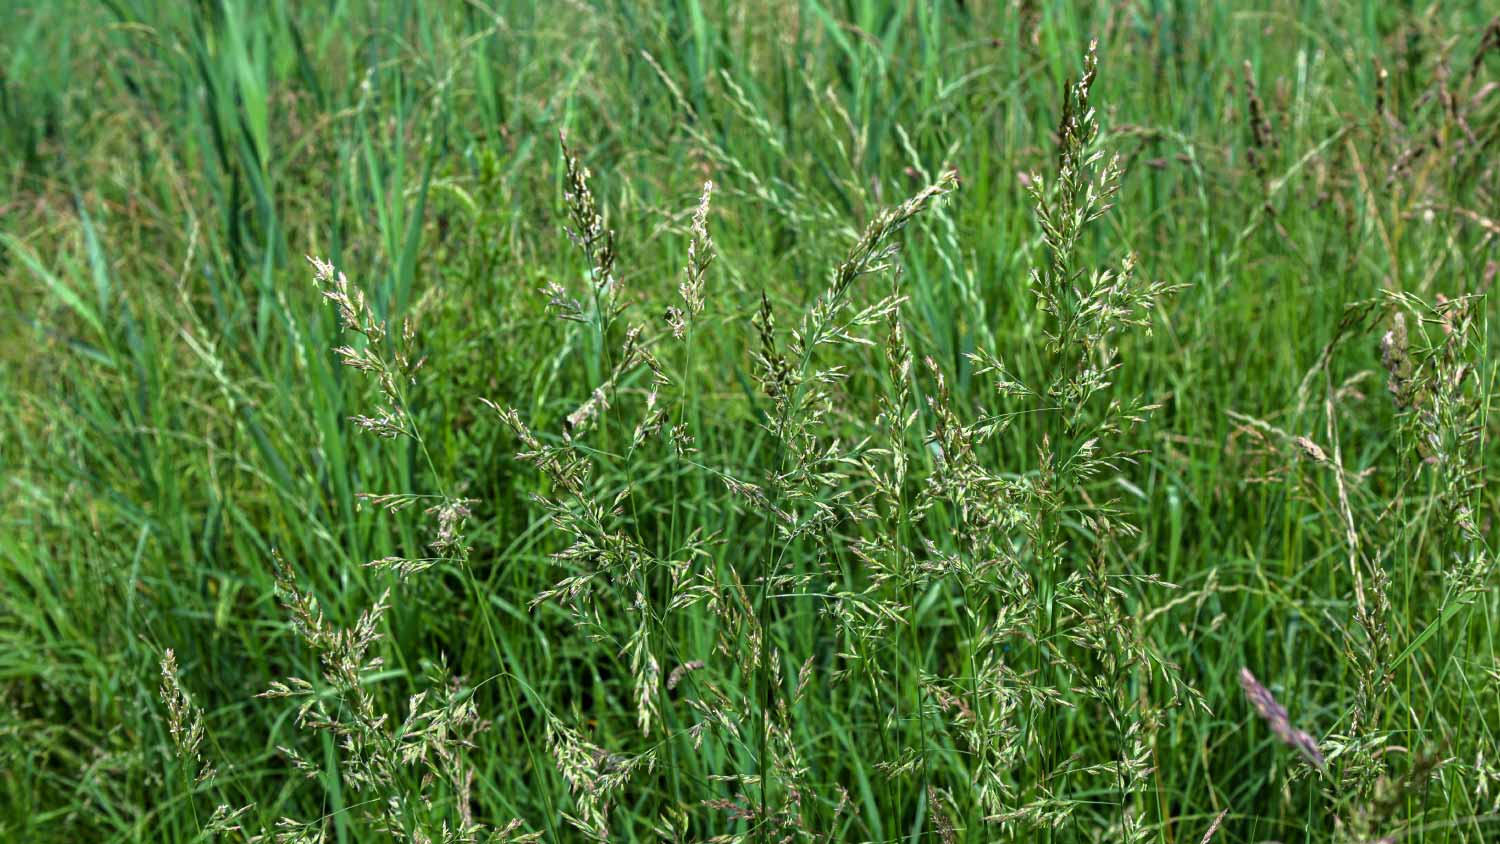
[3,3,1499,843]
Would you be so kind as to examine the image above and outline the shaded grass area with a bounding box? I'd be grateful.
[2,1,1498,842]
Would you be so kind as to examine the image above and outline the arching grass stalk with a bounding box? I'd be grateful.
[749,171,957,840]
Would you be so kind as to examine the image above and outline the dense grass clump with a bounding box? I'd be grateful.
[3,2,1499,842]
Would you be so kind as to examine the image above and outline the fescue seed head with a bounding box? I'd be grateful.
[1239,668,1326,771]
[159,649,214,784]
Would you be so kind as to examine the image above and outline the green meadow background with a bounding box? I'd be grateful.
[2,1,1497,842]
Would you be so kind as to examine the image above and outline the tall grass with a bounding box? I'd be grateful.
[3,2,1498,842]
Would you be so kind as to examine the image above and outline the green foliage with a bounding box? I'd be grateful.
[3,2,1499,843]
